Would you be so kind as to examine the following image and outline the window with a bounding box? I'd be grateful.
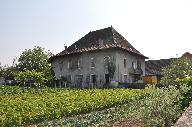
[75,75,83,88]
[67,75,72,83]
[77,59,80,68]
[124,58,127,68]
[123,74,128,83]
[91,58,95,68]
[132,60,137,69]
[104,56,110,67]
[91,74,96,84]
[68,60,71,69]
[137,60,141,68]
[67,62,70,69]
[59,62,63,71]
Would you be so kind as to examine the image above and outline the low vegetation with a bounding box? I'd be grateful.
[38,85,190,127]
[0,87,152,126]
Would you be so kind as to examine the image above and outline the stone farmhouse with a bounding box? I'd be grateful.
[49,26,148,88]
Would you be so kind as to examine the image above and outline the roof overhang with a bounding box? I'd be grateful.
[49,46,148,63]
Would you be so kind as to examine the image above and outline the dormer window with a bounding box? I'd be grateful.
[99,39,104,47]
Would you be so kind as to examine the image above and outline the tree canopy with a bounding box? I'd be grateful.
[17,46,54,80]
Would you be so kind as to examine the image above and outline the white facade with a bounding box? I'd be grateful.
[51,48,145,88]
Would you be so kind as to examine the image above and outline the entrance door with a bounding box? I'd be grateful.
[105,74,110,84]
[76,75,83,88]
[91,75,96,88]
[91,75,96,84]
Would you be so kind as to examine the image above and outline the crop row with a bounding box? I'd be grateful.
[0,87,152,126]
[39,86,185,127]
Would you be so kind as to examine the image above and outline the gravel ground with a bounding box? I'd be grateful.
[174,105,192,127]
[110,118,142,127]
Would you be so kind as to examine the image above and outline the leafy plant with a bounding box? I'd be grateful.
[17,46,54,81]
[176,77,192,108]
[0,88,151,126]
[15,70,46,87]
[135,86,186,127]
[161,58,192,87]
[107,61,116,80]
[39,86,188,127]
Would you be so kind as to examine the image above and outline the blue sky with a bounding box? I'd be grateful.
[1,0,192,66]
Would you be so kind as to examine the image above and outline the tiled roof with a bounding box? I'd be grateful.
[145,52,192,76]
[49,26,148,62]
[145,58,176,76]
[181,52,192,59]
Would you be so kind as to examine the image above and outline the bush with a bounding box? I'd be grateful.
[160,58,192,87]
[176,77,192,108]
[134,86,188,126]
[15,70,46,87]
[0,85,22,95]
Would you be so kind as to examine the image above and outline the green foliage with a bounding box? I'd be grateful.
[107,61,116,79]
[161,58,192,87]
[176,77,192,108]
[0,85,22,95]
[15,70,46,87]
[0,88,151,126]
[17,46,54,80]
[134,86,187,127]
[0,66,17,80]
[0,63,3,77]
[1,85,190,127]
[39,86,188,127]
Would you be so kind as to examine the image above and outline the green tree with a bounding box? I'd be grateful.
[160,58,192,87]
[17,46,54,80]
[0,64,17,80]
[0,63,3,77]
[107,61,116,80]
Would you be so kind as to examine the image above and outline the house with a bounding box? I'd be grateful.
[181,52,192,59]
[144,52,192,84]
[49,26,148,88]
[144,58,175,84]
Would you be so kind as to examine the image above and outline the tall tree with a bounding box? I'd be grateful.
[17,46,54,80]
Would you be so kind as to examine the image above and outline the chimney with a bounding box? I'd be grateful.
[64,45,67,53]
